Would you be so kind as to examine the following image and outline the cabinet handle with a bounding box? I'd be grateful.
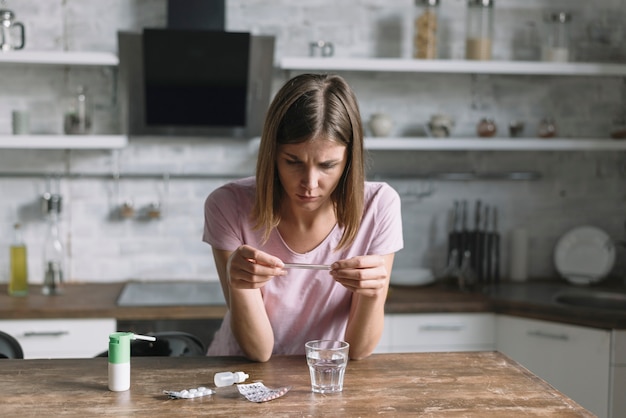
[23,331,70,337]
[526,330,569,341]
[419,324,465,332]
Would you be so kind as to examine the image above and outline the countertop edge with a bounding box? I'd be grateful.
[0,282,624,330]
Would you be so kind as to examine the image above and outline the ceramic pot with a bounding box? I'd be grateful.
[369,113,394,137]
[477,118,497,137]
[428,113,455,137]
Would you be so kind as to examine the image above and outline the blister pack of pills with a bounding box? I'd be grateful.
[236,382,291,403]
[163,386,215,399]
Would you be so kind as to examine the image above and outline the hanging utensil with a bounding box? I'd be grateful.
[447,201,461,269]
[473,200,483,283]
[483,205,492,284]
[460,200,469,256]
[492,207,501,283]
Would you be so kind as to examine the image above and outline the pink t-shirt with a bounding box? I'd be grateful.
[203,176,403,356]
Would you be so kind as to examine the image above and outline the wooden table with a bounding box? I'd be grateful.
[0,352,593,417]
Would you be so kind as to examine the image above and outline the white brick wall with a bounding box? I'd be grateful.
[0,0,625,284]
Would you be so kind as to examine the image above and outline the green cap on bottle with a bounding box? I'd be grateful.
[108,332,133,364]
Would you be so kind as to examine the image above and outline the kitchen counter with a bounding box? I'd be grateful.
[0,282,490,321]
[0,281,625,329]
[0,283,227,321]
[0,352,593,417]
[485,281,626,330]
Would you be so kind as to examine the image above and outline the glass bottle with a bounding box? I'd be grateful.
[42,193,64,295]
[64,85,92,135]
[542,12,571,62]
[9,223,28,296]
[413,0,439,59]
[465,0,494,61]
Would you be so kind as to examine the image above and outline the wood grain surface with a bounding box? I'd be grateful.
[0,352,593,417]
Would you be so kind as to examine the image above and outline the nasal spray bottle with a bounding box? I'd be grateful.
[108,332,156,392]
[214,371,249,387]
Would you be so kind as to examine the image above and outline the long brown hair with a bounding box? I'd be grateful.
[253,73,365,250]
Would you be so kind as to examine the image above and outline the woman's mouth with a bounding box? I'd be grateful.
[297,194,318,202]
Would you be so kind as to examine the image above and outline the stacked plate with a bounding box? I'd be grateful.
[554,226,616,285]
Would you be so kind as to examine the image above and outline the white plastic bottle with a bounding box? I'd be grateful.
[214,371,249,387]
[108,332,156,392]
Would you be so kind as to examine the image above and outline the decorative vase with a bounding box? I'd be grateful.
[369,113,394,137]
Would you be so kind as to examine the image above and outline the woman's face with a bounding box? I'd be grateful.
[276,137,347,213]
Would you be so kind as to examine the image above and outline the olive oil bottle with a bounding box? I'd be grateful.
[9,223,28,296]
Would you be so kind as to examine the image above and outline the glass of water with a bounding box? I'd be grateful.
[305,340,349,393]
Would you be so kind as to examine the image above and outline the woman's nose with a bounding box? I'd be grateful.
[301,167,319,189]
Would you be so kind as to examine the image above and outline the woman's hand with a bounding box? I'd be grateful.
[330,255,390,297]
[227,244,287,289]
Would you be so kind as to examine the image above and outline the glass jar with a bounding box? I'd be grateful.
[513,21,540,61]
[465,0,494,61]
[413,0,439,59]
[542,12,571,62]
[64,85,92,135]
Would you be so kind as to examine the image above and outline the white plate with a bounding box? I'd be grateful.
[554,226,615,285]
[390,268,435,287]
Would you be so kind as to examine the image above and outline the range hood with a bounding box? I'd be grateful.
[167,0,225,30]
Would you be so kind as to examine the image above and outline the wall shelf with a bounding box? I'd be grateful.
[0,51,123,149]
[0,50,118,66]
[364,137,626,151]
[0,135,128,149]
[250,137,626,151]
[280,57,626,77]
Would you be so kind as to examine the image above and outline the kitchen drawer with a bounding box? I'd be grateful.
[386,313,495,352]
[0,318,116,359]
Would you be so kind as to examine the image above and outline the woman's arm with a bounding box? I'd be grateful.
[331,252,395,360]
[212,245,286,362]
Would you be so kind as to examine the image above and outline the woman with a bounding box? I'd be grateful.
[203,73,403,362]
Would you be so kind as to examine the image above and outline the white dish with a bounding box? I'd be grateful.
[390,268,435,287]
[554,226,615,285]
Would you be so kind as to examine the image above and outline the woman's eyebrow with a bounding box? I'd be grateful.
[280,150,342,164]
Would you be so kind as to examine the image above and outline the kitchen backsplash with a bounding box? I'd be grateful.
[0,0,625,284]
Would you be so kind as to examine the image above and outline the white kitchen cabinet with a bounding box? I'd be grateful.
[375,315,393,353]
[0,318,116,359]
[610,330,626,418]
[495,315,616,418]
[281,57,626,151]
[375,313,495,353]
[0,50,126,150]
